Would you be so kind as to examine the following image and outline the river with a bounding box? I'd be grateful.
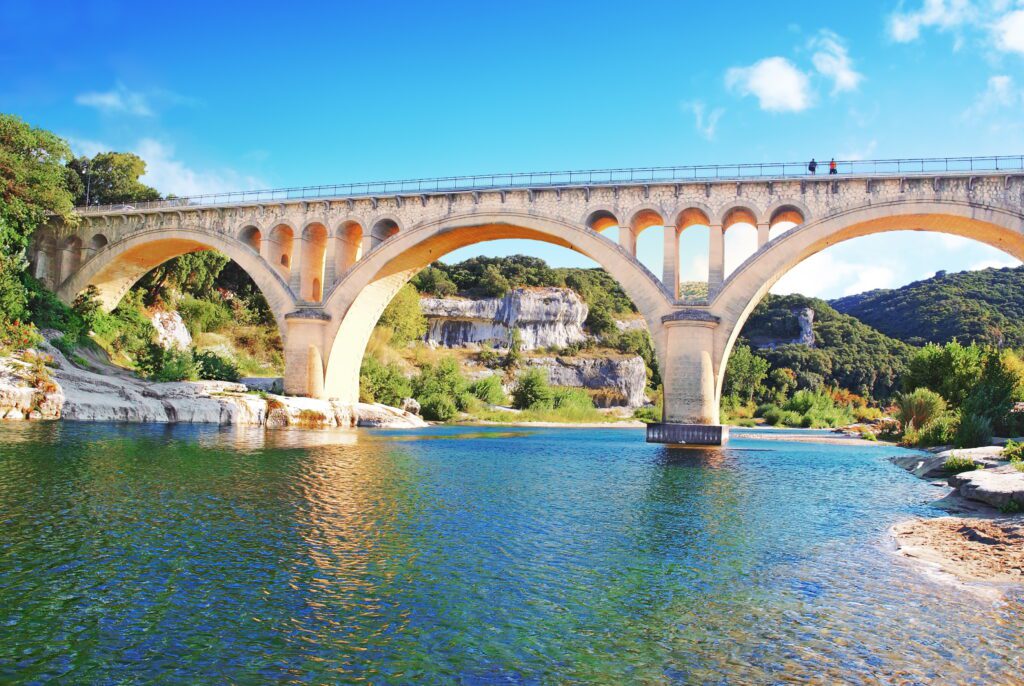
[0,422,1021,684]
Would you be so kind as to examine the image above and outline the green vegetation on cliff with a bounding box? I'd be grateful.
[831,266,1024,347]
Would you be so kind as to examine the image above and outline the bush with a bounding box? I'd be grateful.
[377,284,427,345]
[469,375,507,405]
[177,295,232,336]
[360,356,412,406]
[942,452,980,474]
[915,412,959,447]
[194,350,240,381]
[633,405,661,423]
[954,413,993,448]
[511,368,554,410]
[136,344,199,382]
[1002,439,1024,463]
[420,394,458,421]
[551,387,594,411]
[781,390,854,428]
[0,319,42,354]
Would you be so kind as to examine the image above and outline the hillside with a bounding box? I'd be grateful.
[741,294,915,399]
[831,266,1024,347]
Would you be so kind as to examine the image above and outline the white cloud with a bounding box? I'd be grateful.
[725,57,812,112]
[771,252,898,297]
[993,9,1024,52]
[74,83,196,117]
[135,139,264,197]
[65,137,110,158]
[684,101,724,140]
[75,83,153,116]
[887,0,977,42]
[970,256,1021,269]
[838,139,878,160]
[962,74,1019,118]
[810,31,863,94]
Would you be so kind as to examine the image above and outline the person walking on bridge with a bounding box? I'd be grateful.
[808,158,817,174]
[829,158,837,175]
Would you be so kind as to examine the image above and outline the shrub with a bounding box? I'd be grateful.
[469,375,506,405]
[0,319,42,354]
[177,295,232,336]
[954,413,993,448]
[360,356,412,406]
[551,387,594,411]
[194,350,240,382]
[511,367,553,410]
[633,405,661,423]
[942,452,980,474]
[915,412,959,447]
[135,345,199,382]
[377,284,427,345]
[1003,439,1024,463]
[901,389,946,432]
[420,394,458,421]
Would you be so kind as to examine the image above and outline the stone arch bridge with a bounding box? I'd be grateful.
[30,158,1024,443]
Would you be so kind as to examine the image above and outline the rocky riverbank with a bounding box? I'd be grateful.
[0,336,425,429]
[890,446,1024,592]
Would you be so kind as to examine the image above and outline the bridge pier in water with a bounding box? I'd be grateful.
[646,314,729,446]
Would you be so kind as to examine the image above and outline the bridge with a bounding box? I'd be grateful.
[29,155,1024,444]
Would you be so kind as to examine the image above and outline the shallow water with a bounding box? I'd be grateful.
[0,422,1021,684]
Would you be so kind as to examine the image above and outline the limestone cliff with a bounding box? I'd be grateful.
[524,355,648,408]
[421,287,588,350]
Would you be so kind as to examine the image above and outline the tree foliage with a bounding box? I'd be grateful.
[831,266,1024,348]
[722,343,770,403]
[66,152,160,206]
[377,284,427,345]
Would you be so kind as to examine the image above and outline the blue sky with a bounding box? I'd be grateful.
[2,0,1023,298]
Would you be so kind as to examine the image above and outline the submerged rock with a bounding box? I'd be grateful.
[421,288,588,350]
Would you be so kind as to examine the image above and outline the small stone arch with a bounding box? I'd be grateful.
[764,198,810,227]
[34,234,58,287]
[583,207,621,232]
[672,205,713,231]
[626,205,667,235]
[238,225,262,253]
[89,233,109,251]
[369,216,402,250]
[60,235,83,281]
[720,204,761,231]
[300,221,329,302]
[335,220,364,273]
[268,223,295,275]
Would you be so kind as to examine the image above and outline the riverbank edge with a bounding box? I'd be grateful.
[889,448,1024,595]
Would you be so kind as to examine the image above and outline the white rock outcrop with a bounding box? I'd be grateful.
[0,337,424,429]
[150,310,192,350]
[421,288,588,350]
[524,355,648,407]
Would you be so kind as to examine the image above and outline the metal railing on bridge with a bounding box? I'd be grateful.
[75,154,1024,214]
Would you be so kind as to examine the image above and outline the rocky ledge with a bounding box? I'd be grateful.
[0,338,425,429]
[891,517,1024,587]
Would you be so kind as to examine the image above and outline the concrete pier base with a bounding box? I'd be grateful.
[646,423,729,446]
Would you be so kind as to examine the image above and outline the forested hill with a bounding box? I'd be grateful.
[830,266,1024,348]
[742,294,914,399]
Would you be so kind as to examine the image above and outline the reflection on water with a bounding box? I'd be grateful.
[0,422,1021,684]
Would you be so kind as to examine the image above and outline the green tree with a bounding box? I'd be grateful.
[723,343,770,403]
[377,283,427,345]
[412,265,458,296]
[902,341,985,408]
[511,367,554,410]
[66,152,161,206]
[137,251,231,303]
[479,264,511,297]
[505,327,523,369]
[0,114,76,252]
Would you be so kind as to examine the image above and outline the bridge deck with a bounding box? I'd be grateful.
[75,154,1024,215]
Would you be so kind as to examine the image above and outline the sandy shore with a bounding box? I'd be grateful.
[891,516,1024,594]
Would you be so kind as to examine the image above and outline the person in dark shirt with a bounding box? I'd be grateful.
[808,158,817,174]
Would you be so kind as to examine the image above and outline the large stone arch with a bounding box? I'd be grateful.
[708,198,1024,404]
[318,210,676,402]
[57,227,297,334]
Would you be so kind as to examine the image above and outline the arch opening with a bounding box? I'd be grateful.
[239,225,262,253]
[268,224,294,277]
[336,221,364,274]
[370,219,400,250]
[321,214,674,403]
[300,222,328,302]
[712,204,1024,409]
[89,233,109,251]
